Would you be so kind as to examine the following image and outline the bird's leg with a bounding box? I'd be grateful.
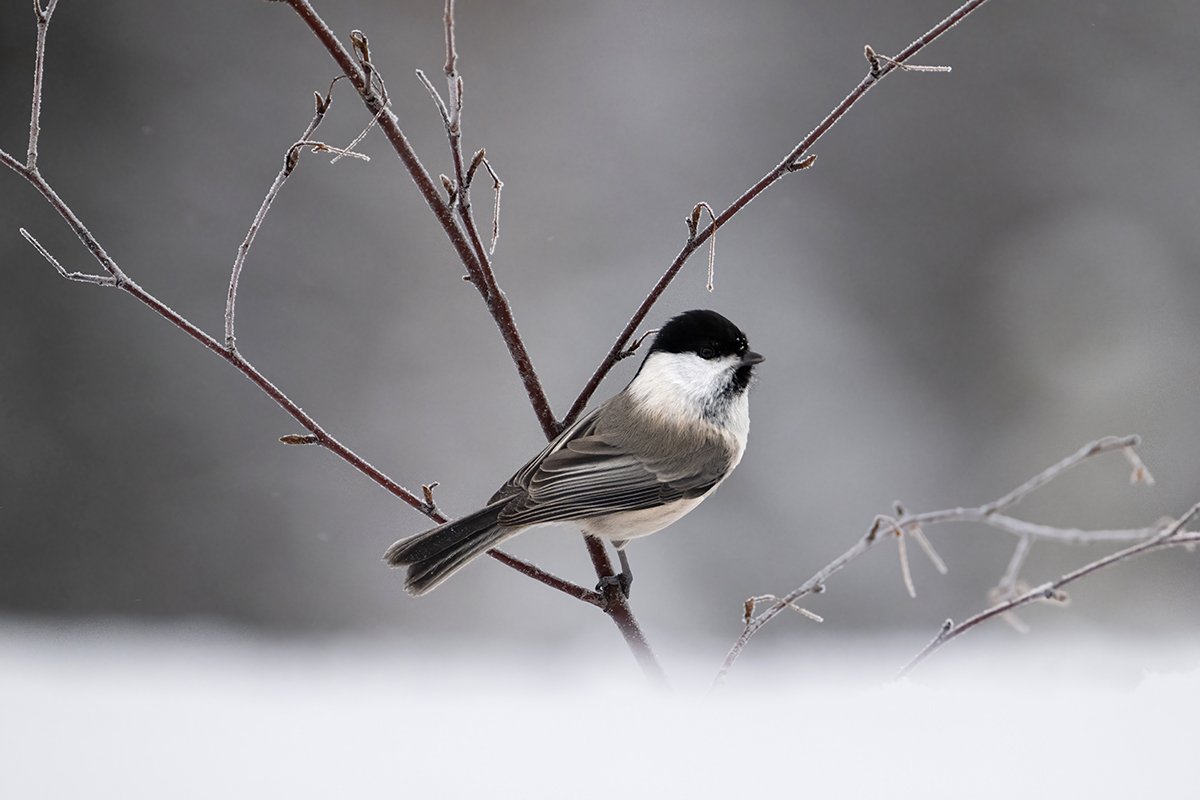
[615,548,634,597]
[596,541,633,598]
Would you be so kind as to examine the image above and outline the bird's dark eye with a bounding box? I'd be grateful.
[699,345,717,359]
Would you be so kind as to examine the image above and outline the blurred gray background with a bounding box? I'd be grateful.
[3,0,1199,657]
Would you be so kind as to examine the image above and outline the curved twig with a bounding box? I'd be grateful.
[226,90,334,352]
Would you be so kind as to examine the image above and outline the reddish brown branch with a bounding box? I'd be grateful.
[565,0,991,427]
[280,0,558,441]
[421,0,665,678]
[8,146,594,606]
[584,535,669,688]
[6,0,1001,687]
[4,0,597,609]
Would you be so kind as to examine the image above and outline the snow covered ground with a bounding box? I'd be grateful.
[2,618,1197,799]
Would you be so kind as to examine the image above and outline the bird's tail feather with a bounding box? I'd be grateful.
[384,503,514,595]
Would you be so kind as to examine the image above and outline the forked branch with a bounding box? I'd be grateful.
[714,435,1161,687]
[5,0,590,612]
[7,0,1005,689]
[897,503,1200,678]
[279,0,558,440]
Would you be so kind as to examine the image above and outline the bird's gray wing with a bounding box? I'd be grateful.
[495,421,729,528]
[487,407,604,505]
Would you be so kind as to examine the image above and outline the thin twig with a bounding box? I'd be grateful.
[896,526,916,598]
[564,0,993,428]
[687,203,718,291]
[281,0,666,677]
[897,505,1200,678]
[1122,445,1155,485]
[618,327,659,360]
[865,45,952,74]
[990,534,1034,632]
[997,535,1033,593]
[415,69,451,128]
[714,522,885,688]
[746,595,824,623]
[330,103,386,165]
[5,0,596,611]
[26,0,59,168]
[281,0,558,441]
[226,90,333,352]
[713,434,1151,687]
[480,155,502,254]
[443,0,457,78]
[909,525,948,574]
[20,228,115,286]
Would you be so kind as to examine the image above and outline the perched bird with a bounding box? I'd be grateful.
[385,309,764,596]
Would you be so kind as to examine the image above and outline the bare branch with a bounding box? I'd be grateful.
[989,534,1034,632]
[909,525,948,575]
[280,0,558,440]
[687,202,718,292]
[896,525,917,598]
[481,156,502,255]
[996,534,1033,595]
[20,228,115,287]
[226,93,334,352]
[583,535,669,689]
[897,504,1200,678]
[714,521,886,688]
[564,0,997,428]
[978,435,1139,516]
[442,0,458,78]
[274,0,668,676]
[6,0,600,614]
[415,69,451,128]
[864,44,952,75]
[491,549,605,608]
[26,0,60,168]
[330,111,384,165]
[746,595,824,623]
[714,434,1152,687]
[225,126,368,350]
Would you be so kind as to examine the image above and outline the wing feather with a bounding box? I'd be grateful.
[488,396,737,529]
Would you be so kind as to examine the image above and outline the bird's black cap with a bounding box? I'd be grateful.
[650,309,756,361]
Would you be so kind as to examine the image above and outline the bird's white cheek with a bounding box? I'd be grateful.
[629,352,730,422]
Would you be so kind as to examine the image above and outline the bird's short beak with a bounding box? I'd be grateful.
[740,350,765,366]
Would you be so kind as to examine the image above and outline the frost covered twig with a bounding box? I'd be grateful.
[896,503,1200,678]
[226,87,335,353]
[714,435,1159,687]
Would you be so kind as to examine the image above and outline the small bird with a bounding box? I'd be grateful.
[385,309,764,596]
